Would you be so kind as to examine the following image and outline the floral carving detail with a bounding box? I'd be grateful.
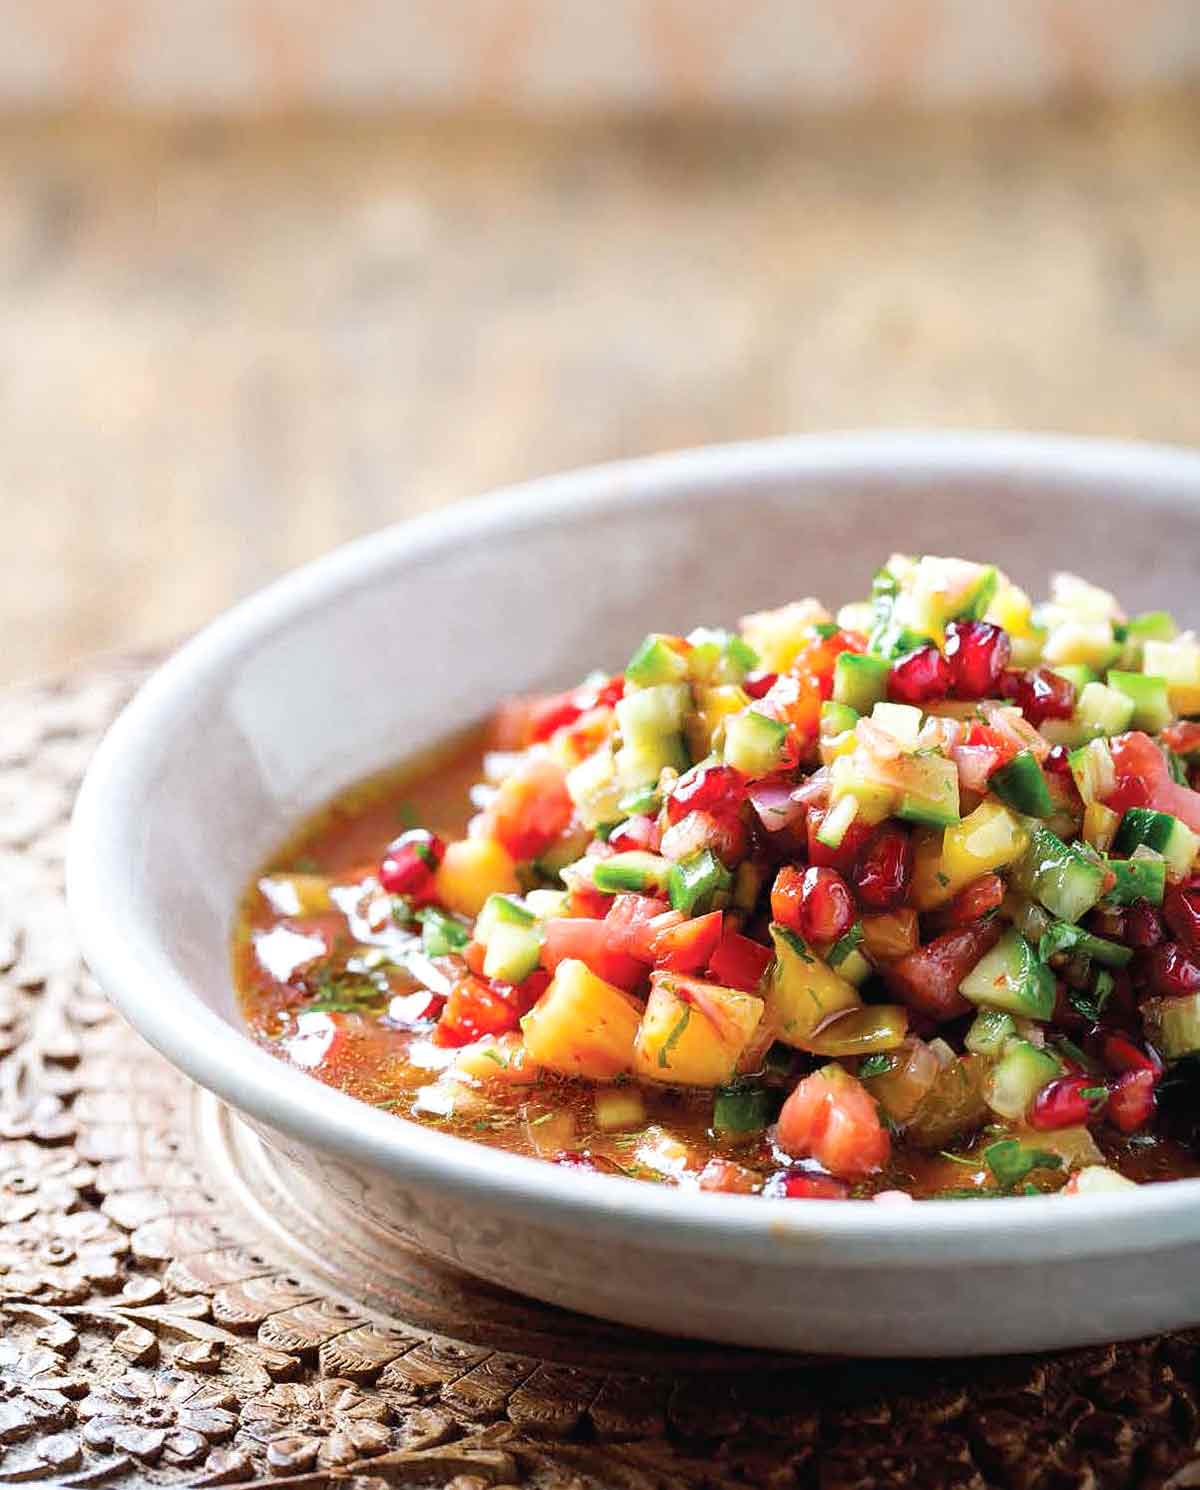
[242,1377,393,1473]
[77,1370,239,1467]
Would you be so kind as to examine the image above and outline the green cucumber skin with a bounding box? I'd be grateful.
[1017,824,1105,924]
[1104,855,1167,906]
[833,652,890,714]
[1038,920,1133,969]
[960,927,1056,1020]
[592,852,670,894]
[668,849,731,916]
[989,750,1053,818]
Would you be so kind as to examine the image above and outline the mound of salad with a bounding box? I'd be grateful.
[238,554,1200,1201]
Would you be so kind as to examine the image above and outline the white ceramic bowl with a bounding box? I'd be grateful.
[70,431,1200,1357]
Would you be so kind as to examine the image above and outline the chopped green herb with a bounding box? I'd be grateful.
[813,621,841,639]
[482,1048,508,1068]
[306,972,386,1014]
[857,1053,893,1080]
[828,922,864,968]
[395,801,420,828]
[416,905,470,957]
[939,1151,980,1169]
[984,1139,1064,1189]
[658,1005,692,1068]
[1080,1085,1109,1102]
[936,872,951,888]
[529,1112,555,1127]
[391,896,417,926]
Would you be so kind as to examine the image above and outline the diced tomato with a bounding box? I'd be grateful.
[806,808,874,872]
[540,917,647,992]
[1108,731,1200,831]
[434,975,521,1046]
[567,882,615,918]
[766,1171,850,1200]
[707,926,774,992]
[882,921,1003,1021]
[1163,721,1200,757]
[481,758,573,860]
[489,968,549,1019]
[462,939,487,977]
[776,1070,890,1179]
[604,894,681,961]
[698,1157,760,1195]
[651,910,723,974]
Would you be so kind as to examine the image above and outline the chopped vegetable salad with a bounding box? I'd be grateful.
[234,555,1200,1200]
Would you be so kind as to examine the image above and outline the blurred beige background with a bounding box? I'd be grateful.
[3,7,1200,687]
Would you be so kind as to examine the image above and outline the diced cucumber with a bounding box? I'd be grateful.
[667,849,732,916]
[1127,611,1178,643]
[1038,920,1133,968]
[625,634,689,688]
[1107,671,1172,732]
[594,1088,647,1132]
[1049,663,1097,693]
[820,700,860,739]
[1144,992,1200,1059]
[959,927,1056,1019]
[417,906,471,958]
[965,1007,1017,1057]
[834,652,890,713]
[1068,737,1114,806]
[566,746,625,829]
[1042,619,1120,672]
[617,783,662,817]
[615,732,689,792]
[686,628,759,686]
[592,851,672,894]
[989,749,1053,817]
[1144,638,1200,715]
[1075,681,1135,738]
[723,709,789,777]
[524,888,571,919]
[986,1039,1062,1120]
[870,701,923,750]
[1013,824,1106,923]
[829,753,898,825]
[713,1081,773,1136]
[892,752,960,827]
[475,893,536,943]
[617,682,691,739]
[482,921,542,983]
[1114,808,1198,878]
[815,794,859,849]
[832,948,872,987]
[1104,853,1167,906]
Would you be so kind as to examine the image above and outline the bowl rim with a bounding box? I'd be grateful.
[68,429,1200,1264]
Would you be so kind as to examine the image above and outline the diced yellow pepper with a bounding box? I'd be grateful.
[763,924,860,1048]
[434,837,520,917]
[633,973,764,1087]
[805,1003,908,1057]
[1144,638,1200,716]
[688,683,749,760]
[911,800,1028,909]
[521,960,642,1081]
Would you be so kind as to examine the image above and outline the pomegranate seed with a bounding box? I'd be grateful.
[379,829,444,895]
[608,814,661,853]
[796,866,856,944]
[1144,941,1200,998]
[1164,885,1200,954]
[1043,745,1074,778]
[944,620,1012,700]
[1108,1069,1156,1134]
[806,810,875,872]
[743,670,778,700]
[1089,904,1127,941]
[1102,1033,1163,1080]
[853,823,914,911]
[1121,898,1165,949]
[1000,666,1076,726]
[1029,1074,1096,1130]
[666,762,746,824]
[887,644,951,705]
[766,1170,850,1200]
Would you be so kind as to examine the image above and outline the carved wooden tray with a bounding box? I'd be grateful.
[3,656,1200,1489]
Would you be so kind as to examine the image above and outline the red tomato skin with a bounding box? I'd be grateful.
[1108,731,1200,832]
[604,894,681,962]
[882,922,1003,1021]
[776,1070,890,1179]
[540,918,647,992]
[434,976,521,1047]
[651,911,724,974]
[707,928,774,992]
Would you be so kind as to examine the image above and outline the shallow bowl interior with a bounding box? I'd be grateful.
[69,431,1200,1355]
